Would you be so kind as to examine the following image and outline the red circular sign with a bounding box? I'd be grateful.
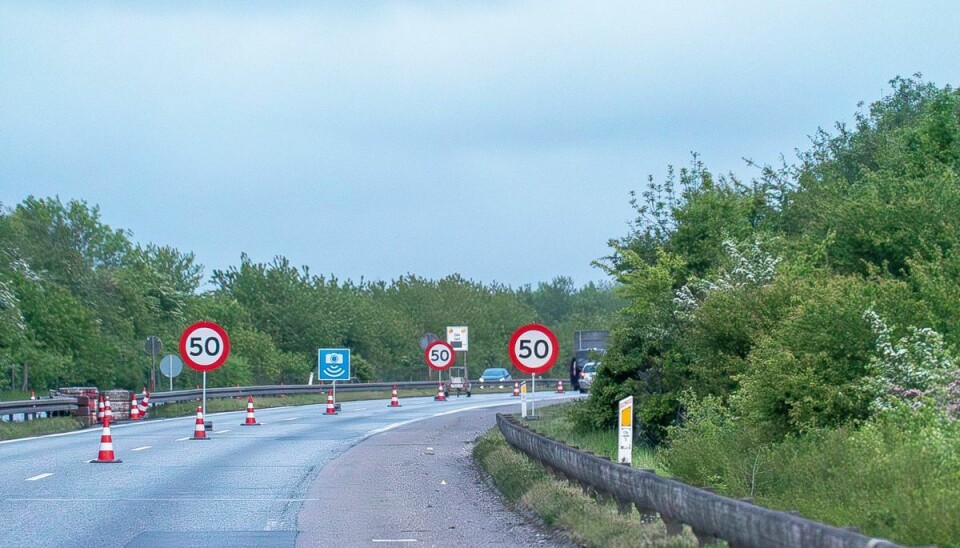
[425,340,456,371]
[508,323,559,375]
[179,321,231,372]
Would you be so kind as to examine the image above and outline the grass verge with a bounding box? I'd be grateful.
[474,427,697,548]
[0,417,85,441]
[521,401,664,473]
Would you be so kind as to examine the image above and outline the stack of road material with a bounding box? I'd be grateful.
[105,390,131,420]
[55,387,100,426]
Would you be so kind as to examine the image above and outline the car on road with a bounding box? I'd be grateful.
[578,362,599,392]
[479,368,512,382]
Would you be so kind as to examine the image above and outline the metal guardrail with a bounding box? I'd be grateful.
[147,381,441,405]
[496,413,903,548]
[0,398,78,416]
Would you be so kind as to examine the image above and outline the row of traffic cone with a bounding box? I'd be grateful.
[90,385,416,462]
[93,395,260,460]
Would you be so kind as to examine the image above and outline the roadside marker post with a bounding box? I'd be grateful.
[619,396,634,464]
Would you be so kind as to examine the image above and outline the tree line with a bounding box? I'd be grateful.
[0,199,621,392]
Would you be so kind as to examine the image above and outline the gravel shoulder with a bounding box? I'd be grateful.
[296,404,575,547]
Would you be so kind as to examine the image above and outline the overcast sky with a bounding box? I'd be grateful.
[2,2,959,288]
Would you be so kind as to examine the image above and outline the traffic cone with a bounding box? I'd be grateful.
[138,388,150,418]
[324,390,338,415]
[190,406,209,440]
[241,395,260,426]
[388,385,401,407]
[91,415,122,463]
[97,395,105,423]
[104,397,114,423]
[512,381,520,397]
[557,380,564,394]
[130,393,141,420]
[434,381,446,401]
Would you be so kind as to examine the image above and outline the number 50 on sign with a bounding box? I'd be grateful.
[179,321,231,372]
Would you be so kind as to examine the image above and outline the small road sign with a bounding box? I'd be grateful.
[319,349,351,381]
[179,321,231,372]
[508,323,559,375]
[425,340,456,371]
[446,326,468,351]
[159,355,184,378]
[144,336,163,356]
[619,396,634,464]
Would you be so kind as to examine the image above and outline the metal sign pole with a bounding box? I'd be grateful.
[202,371,207,417]
[531,373,536,417]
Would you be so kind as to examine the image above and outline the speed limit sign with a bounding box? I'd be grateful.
[508,323,559,375]
[425,340,456,371]
[179,321,231,372]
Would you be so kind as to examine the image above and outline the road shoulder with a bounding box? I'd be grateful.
[296,406,574,547]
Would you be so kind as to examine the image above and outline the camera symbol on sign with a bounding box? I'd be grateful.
[326,353,344,365]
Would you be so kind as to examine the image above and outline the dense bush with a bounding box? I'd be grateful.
[584,76,960,543]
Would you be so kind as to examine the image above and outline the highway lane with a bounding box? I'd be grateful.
[0,390,577,547]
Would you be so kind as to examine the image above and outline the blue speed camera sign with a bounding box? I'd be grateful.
[318,348,351,381]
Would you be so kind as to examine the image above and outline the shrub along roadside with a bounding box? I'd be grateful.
[659,395,960,548]
[473,409,698,548]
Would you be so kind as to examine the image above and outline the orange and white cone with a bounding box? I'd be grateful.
[324,391,338,415]
[97,395,105,423]
[512,381,520,397]
[138,388,150,418]
[241,395,260,426]
[435,381,446,401]
[104,397,114,423]
[190,406,209,440]
[91,416,122,463]
[130,393,141,420]
[557,380,564,394]
[388,385,401,407]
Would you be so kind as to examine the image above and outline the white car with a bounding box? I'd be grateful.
[579,362,599,392]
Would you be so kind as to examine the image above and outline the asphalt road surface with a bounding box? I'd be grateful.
[0,390,578,547]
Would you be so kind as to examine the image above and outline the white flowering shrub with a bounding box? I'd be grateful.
[863,309,960,418]
[674,239,781,318]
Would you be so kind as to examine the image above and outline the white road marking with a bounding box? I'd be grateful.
[25,473,53,481]
[279,417,298,421]
[371,540,417,543]
[3,497,325,502]
[175,437,190,442]
[216,429,231,434]
[131,446,152,452]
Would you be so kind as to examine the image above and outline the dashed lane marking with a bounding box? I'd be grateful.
[26,473,53,481]
[131,446,152,452]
